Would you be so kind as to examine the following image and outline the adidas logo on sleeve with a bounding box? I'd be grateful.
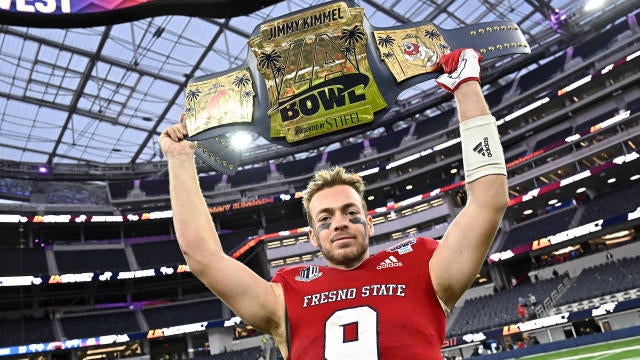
[473,136,493,157]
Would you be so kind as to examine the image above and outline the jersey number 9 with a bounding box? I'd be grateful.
[325,306,379,359]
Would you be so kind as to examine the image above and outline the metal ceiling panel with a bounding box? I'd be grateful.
[0,0,635,179]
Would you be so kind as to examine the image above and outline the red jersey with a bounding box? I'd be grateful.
[271,237,446,359]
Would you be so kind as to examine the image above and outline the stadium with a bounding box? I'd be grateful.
[0,0,639,359]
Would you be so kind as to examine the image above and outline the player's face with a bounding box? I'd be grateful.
[307,185,374,269]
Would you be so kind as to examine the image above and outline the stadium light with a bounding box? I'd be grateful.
[584,0,605,12]
[602,230,631,239]
[230,131,254,150]
[358,167,379,177]
[86,345,126,355]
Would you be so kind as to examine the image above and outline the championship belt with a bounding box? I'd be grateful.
[184,0,529,174]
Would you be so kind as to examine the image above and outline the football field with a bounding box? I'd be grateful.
[521,336,640,360]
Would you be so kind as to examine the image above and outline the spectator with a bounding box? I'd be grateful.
[517,303,527,322]
[504,339,514,350]
[518,296,527,306]
[471,346,481,357]
[528,293,537,306]
[529,335,540,345]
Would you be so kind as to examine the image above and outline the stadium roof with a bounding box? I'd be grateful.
[0,0,637,180]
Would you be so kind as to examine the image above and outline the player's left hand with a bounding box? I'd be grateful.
[435,48,483,93]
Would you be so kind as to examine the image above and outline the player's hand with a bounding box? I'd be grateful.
[159,113,195,159]
[435,48,482,93]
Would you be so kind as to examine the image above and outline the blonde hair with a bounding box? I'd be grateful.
[303,166,367,226]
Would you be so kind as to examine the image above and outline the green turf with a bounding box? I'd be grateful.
[520,336,640,360]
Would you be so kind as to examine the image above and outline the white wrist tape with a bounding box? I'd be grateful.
[460,115,507,183]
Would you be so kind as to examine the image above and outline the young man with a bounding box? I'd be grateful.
[160,48,508,359]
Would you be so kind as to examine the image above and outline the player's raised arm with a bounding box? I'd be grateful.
[429,49,509,310]
[159,115,285,338]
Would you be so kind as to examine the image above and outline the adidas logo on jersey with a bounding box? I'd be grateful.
[473,137,493,157]
[377,255,403,269]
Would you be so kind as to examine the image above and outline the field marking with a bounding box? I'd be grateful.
[540,345,640,360]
